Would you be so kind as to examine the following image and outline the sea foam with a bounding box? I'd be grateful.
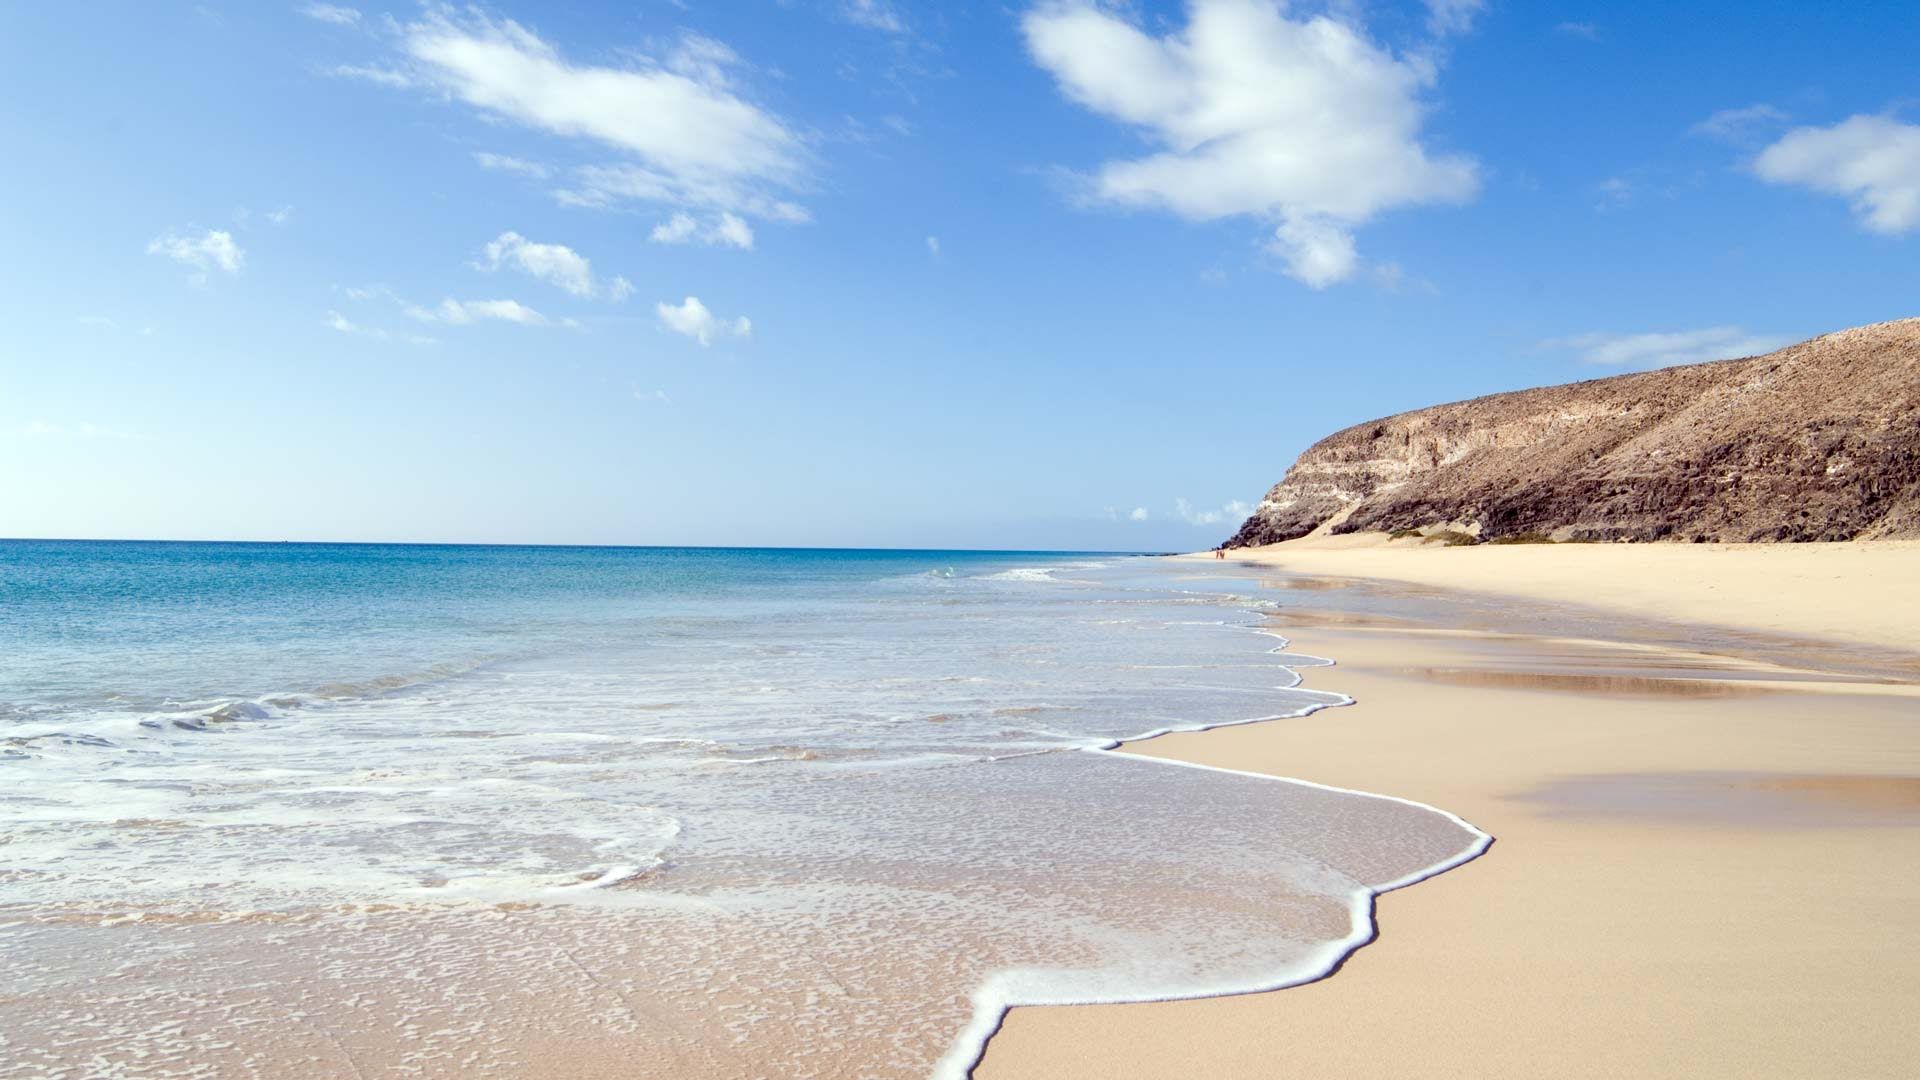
[0,543,1483,1077]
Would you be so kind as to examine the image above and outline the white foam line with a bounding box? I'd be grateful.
[935,611,1495,1080]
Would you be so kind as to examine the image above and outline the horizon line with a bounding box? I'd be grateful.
[0,536,1169,556]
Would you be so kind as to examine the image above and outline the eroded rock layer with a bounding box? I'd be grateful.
[1224,319,1920,546]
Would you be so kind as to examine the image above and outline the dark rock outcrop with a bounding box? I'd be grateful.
[1223,319,1920,547]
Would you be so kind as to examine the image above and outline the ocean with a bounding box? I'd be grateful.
[0,541,1483,1078]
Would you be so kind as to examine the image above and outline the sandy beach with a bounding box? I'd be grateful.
[977,537,1920,1079]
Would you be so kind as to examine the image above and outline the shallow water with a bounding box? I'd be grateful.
[0,542,1483,1077]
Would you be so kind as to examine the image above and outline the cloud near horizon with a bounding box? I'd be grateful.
[1543,326,1787,369]
[1021,0,1479,287]
[1754,114,1920,234]
[1176,497,1254,526]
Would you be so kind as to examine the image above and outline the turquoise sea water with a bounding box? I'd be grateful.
[0,541,1482,1078]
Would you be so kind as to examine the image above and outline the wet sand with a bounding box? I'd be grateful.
[977,540,1920,1079]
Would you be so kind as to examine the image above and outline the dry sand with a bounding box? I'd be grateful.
[1210,533,1920,652]
[976,537,1920,1079]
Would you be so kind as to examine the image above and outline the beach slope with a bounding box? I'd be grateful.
[977,538,1920,1079]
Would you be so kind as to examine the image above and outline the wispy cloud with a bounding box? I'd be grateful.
[473,151,551,179]
[326,308,439,344]
[649,211,755,249]
[1690,103,1789,142]
[1175,498,1253,526]
[1424,0,1486,37]
[1542,326,1787,368]
[477,231,633,300]
[147,227,245,279]
[1754,114,1920,234]
[655,296,751,346]
[478,232,595,296]
[406,297,550,326]
[840,0,906,33]
[1554,21,1601,41]
[330,63,414,88]
[298,3,361,26]
[1022,0,1479,287]
[354,10,806,221]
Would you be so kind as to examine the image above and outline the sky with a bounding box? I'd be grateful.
[2,1,1916,550]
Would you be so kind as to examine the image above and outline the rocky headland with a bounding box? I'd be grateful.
[1223,319,1920,547]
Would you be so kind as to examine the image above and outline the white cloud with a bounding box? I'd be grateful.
[147,228,244,275]
[841,0,905,33]
[651,213,699,244]
[655,296,751,346]
[1424,0,1485,36]
[386,10,803,219]
[406,298,549,326]
[473,151,551,179]
[1594,175,1635,210]
[1022,0,1478,287]
[480,231,598,296]
[1690,103,1788,141]
[1269,214,1357,287]
[1543,326,1788,369]
[330,63,414,88]
[299,3,360,26]
[1175,497,1254,526]
[1554,21,1600,40]
[925,235,941,256]
[649,211,755,249]
[1754,114,1920,234]
[608,276,635,302]
[711,212,755,249]
[325,310,398,339]
[1129,507,1150,522]
[266,205,293,225]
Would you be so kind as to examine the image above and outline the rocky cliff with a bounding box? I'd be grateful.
[1223,318,1920,547]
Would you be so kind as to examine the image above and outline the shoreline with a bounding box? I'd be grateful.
[939,616,1493,1080]
[978,539,1920,1078]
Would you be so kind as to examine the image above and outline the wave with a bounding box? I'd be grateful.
[2,549,1488,1079]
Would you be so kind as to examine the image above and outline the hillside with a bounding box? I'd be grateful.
[1223,319,1920,546]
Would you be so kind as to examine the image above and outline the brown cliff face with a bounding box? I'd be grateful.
[1223,319,1920,547]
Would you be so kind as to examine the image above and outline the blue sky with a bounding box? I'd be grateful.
[2,1,1915,549]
